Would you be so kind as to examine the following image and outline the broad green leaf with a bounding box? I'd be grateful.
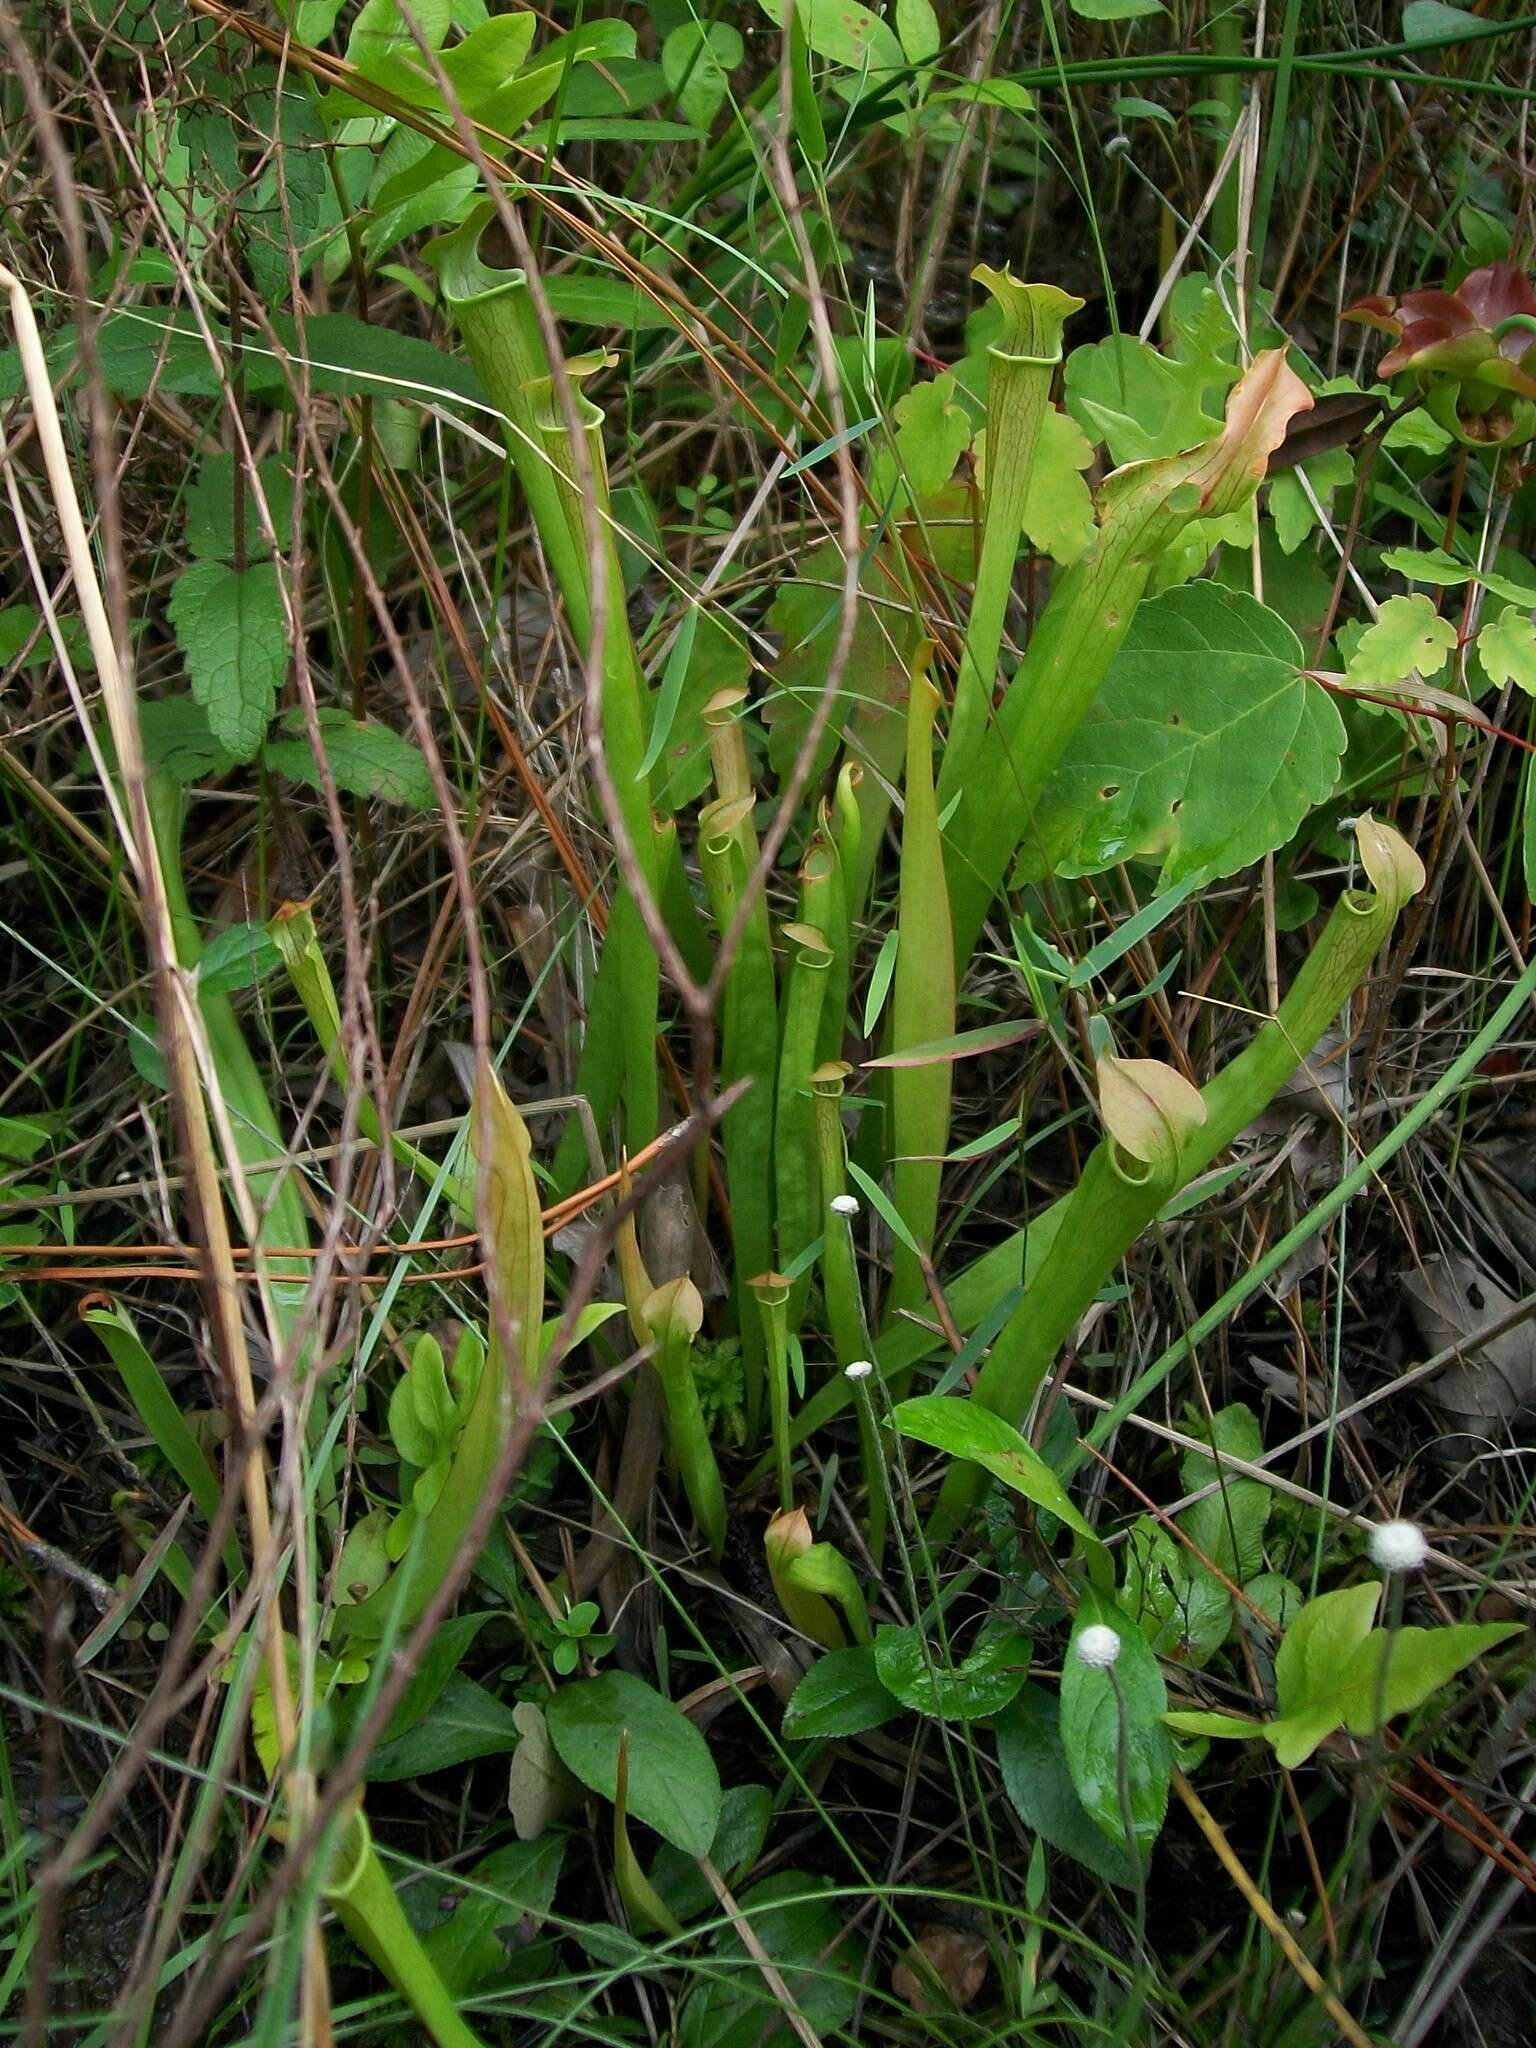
[341,0,452,86]
[404,1330,456,1443]
[545,1670,721,1856]
[933,78,1036,112]
[1403,0,1481,45]
[263,709,435,809]
[1064,332,1222,466]
[388,1366,440,1469]
[783,1645,901,1738]
[873,1618,1031,1722]
[198,922,281,996]
[995,1683,1138,1886]
[1022,584,1346,886]
[0,310,219,404]
[1262,1587,1519,1766]
[1269,444,1353,555]
[872,371,971,504]
[363,136,479,263]
[1381,544,1536,607]
[0,1114,58,1165]
[542,273,680,331]
[1177,1402,1270,1581]
[378,1610,493,1744]
[138,697,234,784]
[1241,1571,1304,1633]
[422,1835,564,1996]
[679,1872,859,2048]
[1021,405,1096,565]
[1070,0,1164,16]
[1344,592,1457,689]
[891,1394,1106,1573]
[1060,1588,1170,1854]
[1122,1518,1231,1665]
[266,312,485,406]
[367,1671,522,1781]
[1113,94,1175,123]
[184,451,294,563]
[1267,1580,1381,1764]
[1476,605,1536,694]
[662,20,743,128]
[756,0,905,75]
[896,0,940,63]
[536,1300,626,1366]
[333,1507,392,1607]
[1336,1621,1521,1735]
[168,560,288,762]
[0,605,42,669]
[648,1784,774,1923]
[1162,1707,1266,1742]
[236,96,330,300]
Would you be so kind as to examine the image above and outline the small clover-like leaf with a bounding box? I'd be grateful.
[1345,592,1458,689]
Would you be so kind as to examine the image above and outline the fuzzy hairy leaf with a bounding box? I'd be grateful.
[783,1646,901,1739]
[263,709,434,809]
[874,1618,1031,1722]
[1122,1518,1231,1665]
[167,560,287,762]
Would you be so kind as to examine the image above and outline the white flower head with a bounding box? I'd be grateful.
[1370,1519,1430,1573]
[1074,1622,1122,1670]
[844,1359,874,1382]
[829,1193,860,1217]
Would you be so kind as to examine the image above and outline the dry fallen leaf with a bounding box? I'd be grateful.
[892,1926,989,2016]
[1404,1254,1536,1439]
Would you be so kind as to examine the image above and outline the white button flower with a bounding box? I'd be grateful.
[1369,1519,1429,1573]
[1074,1623,1122,1669]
